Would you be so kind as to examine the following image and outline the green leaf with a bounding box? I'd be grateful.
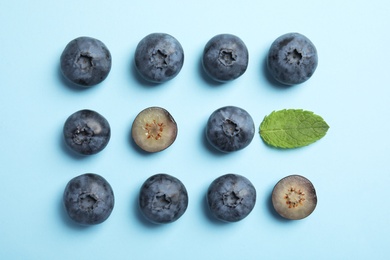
[259,109,329,148]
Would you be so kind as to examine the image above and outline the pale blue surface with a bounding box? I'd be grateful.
[1,0,389,259]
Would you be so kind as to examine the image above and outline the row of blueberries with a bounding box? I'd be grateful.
[63,106,256,156]
[63,172,317,226]
[60,32,318,87]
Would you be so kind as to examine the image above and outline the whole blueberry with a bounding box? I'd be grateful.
[139,174,188,224]
[206,106,255,153]
[63,109,111,155]
[267,33,318,85]
[134,33,184,83]
[63,173,115,225]
[207,174,256,222]
[202,34,249,82]
[60,36,112,87]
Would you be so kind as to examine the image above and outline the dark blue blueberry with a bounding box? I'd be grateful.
[202,34,249,82]
[139,174,188,224]
[63,109,111,155]
[207,174,256,222]
[267,33,318,85]
[63,173,115,225]
[206,106,255,153]
[60,36,112,87]
[134,33,184,83]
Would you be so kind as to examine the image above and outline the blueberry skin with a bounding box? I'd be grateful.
[63,109,111,155]
[134,33,184,83]
[60,36,112,87]
[63,173,115,225]
[206,106,255,153]
[207,174,256,222]
[267,33,318,85]
[139,174,188,224]
[202,34,249,82]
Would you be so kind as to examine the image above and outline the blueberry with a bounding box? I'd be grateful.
[267,33,318,85]
[272,175,317,220]
[63,109,111,155]
[60,36,112,87]
[134,33,184,83]
[207,174,256,222]
[206,106,255,153]
[139,174,188,224]
[202,34,249,82]
[131,106,178,153]
[63,173,115,225]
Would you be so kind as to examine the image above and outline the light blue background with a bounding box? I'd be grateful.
[1,0,389,259]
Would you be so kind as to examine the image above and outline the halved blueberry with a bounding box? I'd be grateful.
[272,175,317,220]
[131,107,177,153]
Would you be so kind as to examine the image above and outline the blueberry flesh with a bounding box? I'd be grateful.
[63,109,111,155]
[131,106,178,153]
[206,106,255,153]
[202,34,249,82]
[272,175,317,220]
[63,173,115,225]
[60,36,112,87]
[134,33,184,83]
[267,33,318,85]
[207,174,256,222]
[139,174,188,224]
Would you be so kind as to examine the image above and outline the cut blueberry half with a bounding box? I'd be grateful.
[272,175,317,220]
[139,174,188,224]
[60,36,112,87]
[206,106,255,153]
[134,33,184,83]
[202,34,249,82]
[207,174,256,222]
[63,173,115,225]
[63,109,111,155]
[267,33,318,85]
[131,107,177,153]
